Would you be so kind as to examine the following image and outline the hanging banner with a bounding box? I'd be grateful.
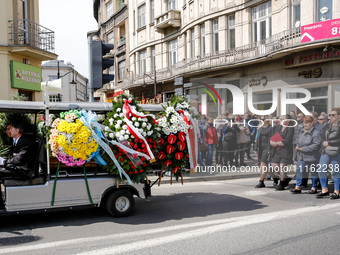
[301,18,340,43]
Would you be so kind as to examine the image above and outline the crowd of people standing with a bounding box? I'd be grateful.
[198,108,340,199]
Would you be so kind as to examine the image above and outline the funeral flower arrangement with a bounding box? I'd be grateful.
[156,96,199,176]
[48,110,99,166]
[101,96,161,183]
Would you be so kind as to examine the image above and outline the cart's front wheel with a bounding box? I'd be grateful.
[105,190,135,217]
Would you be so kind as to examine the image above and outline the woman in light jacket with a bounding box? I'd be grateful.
[316,108,340,199]
[291,115,321,194]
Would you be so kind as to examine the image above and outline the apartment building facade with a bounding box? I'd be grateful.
[90,0,129,102]
[0,0,57,101]
[127,0,340,116]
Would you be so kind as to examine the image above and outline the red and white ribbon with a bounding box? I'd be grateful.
[123,98,158,124]
[178,110,198,169]
[124,116,155,162]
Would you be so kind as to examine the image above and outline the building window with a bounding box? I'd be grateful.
[228,14,235,49]
[49,95,61,102]
[118,60,126,80]
[168,0,177,10]
[138,4,146,29]
[287,87,328,114]
[317,0,333,21]
[151,0,155,23]
[140,50,147,74]
[169,39,178,66]
[200,24,205,56]
[252,1,272,42]
[151,46,155,71]
[18,90,32,101]
[48,76,58,81]
[106,1,113,19]
[291,0,301,28]
[191,29,195,58]
[107,31,114,44]
[212,19,219,53]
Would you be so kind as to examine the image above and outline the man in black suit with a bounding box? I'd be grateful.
[0,121,35,179]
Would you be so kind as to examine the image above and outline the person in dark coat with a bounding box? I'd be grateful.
[255,116,278,188]
[269,114,294,190]
[293,113,305,162]
[0,121,36,180]
[316,108,340,199]
[221,117,239,166]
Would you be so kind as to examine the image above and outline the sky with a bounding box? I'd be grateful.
[39,0,98,78]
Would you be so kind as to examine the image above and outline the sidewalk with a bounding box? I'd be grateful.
[148,157,263,185]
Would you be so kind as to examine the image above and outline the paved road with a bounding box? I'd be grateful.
[1,178,339,255]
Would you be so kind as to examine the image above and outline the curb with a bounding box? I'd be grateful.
[148,172,260,185]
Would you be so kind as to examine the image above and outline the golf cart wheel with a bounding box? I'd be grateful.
[105,189,135,217]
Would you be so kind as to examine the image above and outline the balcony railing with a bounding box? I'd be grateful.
[155,9,181,32]
[117,35,126,47]
[123,27,305,89]
[8,19,55,53]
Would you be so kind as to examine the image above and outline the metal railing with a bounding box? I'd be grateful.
[124,27,303,89]
[117,35,126,47]
[8,19,55,53]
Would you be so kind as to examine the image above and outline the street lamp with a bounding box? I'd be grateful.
[143,64,157,100]
[57,60,77,84]
[55,60,79,102]
[69,71,77,85]
[323,45,340,53]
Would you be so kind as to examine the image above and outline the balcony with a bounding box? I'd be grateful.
[124,26,340,90]
[116,35,126,57]
[155,10,181,33]
[8,19,57,60]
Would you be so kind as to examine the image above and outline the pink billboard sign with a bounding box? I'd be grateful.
[301,18,340,43]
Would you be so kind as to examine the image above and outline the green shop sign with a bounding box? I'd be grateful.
[10,61,42,91]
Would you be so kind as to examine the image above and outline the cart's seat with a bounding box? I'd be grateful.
[3,177,45,186]
[2,138,46,187]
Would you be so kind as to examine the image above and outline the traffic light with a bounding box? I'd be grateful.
[90,40,114,89]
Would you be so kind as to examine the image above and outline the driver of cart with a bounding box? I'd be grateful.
[4,123,12,138]
[0,121,35,179]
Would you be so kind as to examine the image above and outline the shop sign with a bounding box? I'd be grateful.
[248,77,267,87]
[174,77,184,86]
[298,68,322,78]
[301,18,340,43]
[10,61,42,91]
[285,50,340,67]
[174,88,183,96]
[106,90,124,102]
[187,94,198,99]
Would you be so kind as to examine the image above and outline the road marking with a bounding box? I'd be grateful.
[1,203,340,254]
[243,190,268,196]
[200,182,224,185]
[78,203,340,255]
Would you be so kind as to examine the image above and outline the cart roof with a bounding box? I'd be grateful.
[0,100,163,113]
